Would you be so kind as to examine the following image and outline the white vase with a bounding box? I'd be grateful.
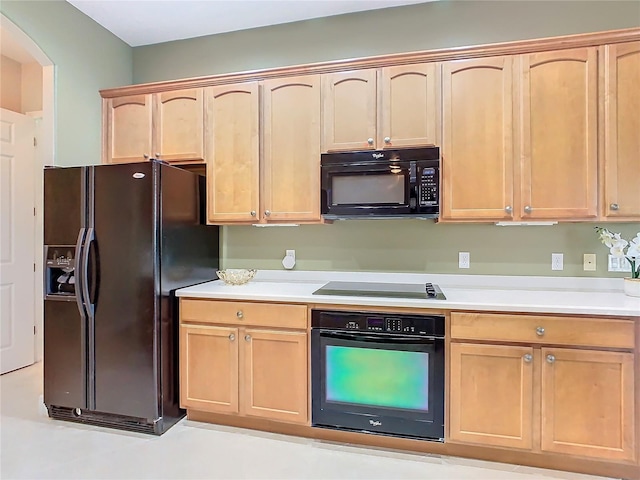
[623,278,640,297]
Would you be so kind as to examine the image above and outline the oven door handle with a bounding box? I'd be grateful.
[319,330,438,343]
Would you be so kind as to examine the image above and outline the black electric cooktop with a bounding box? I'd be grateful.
[312,281,446,300]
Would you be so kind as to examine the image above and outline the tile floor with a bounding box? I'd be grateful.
[1,362,617,480]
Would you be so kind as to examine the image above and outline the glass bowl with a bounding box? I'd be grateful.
[216,269,257,285]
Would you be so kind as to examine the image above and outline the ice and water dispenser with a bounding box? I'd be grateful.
[45,246,77,297]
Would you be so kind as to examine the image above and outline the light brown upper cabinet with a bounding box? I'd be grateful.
[206,76,322,225]
[441,56,515,221]
[206,82,260,224]
[602,41,640,220]
[441,48,598,222]
[103,89,204,165]
[322,65,438,152]
[104,94,152,164]
[261,75,321,223]
[520,47,598,220]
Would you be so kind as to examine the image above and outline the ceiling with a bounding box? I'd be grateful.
[66,0,432,47]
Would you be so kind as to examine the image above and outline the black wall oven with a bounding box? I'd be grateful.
[320,147,440,219]
[311,309,445,441]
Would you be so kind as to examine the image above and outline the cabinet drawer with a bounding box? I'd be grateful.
[180,299,307,329]
[451,312,634,349]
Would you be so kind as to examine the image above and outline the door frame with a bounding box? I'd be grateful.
[1,14,55,362]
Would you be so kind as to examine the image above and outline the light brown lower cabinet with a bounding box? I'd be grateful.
[180,322,308,424]
[449,339,636,462]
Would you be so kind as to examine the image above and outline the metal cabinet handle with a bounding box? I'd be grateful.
[524,205,532,214]
[264,210,271,217]
[250,210,256,217]
[536,326,545,336]
[546,354,556,364]
[384,137,391,144]
[505,205,513,214]
[143,154,149,159]
[236,310,243,319]
[367,138,374,145]
[155,153,161,158]
[245,334,251,341]
[610,203,619,211]
[523,353,533,363]
[228,334,235,341]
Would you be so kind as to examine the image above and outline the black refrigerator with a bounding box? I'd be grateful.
[43,160,219,435]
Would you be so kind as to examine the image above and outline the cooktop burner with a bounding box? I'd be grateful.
[312,281,446,300]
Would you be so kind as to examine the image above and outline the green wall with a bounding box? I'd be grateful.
[133,0,640,83]
[222,222,640,277]
[0,0,132,166]
[131,1,640,277]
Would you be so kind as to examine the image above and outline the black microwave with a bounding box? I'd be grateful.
[320,147,440,219]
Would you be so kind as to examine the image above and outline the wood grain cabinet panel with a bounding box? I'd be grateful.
[262,75,321,222]
[242,328,308,423]
[179,324,239,414]
[154,88,204,163]
[379,63,438,149]
[602,41,640,220]
[520,47,598,220]
[541,348,635,461]
[441,56,514,220]
[449,343,534,450]
[205,82,260,223]
[104,94,153,164]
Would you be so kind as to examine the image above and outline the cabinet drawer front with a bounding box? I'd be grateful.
[181,299,307,329]
[451,312,634,349]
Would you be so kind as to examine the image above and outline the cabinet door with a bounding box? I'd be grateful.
[179,325,239,414]
[241,328,308,424]
[262,76,321,222]
[154,88,204,163]
[206,83,259,223]
[603,41,640,220]
[380,63,438,149]
[322,70,377,152]
[449,343,534,450]
[441,56,515,221]
[104,94,152,164]
[541,348,635,461]
[520,48,598,220]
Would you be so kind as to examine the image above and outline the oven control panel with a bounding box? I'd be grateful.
[312,310,445,337]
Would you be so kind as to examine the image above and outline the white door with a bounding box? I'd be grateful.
[0,108,36,374]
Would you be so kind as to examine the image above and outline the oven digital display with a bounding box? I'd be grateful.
[325,346,429,411]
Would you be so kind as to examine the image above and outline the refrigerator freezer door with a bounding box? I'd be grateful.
[44,167,86,246]
[92,162,159,419]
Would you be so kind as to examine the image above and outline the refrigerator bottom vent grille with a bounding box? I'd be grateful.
[48,405,158,435]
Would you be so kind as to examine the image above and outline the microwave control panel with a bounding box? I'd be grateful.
[419,167,438,206]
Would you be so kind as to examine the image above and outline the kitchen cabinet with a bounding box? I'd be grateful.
[602,41,640,220]
[262,75,321,222]
[441,48,598,222]
[206,76,321,224]
[441,56,515,220]
[179,299,308,424]
[205,82,260,223]
[520,47,598,220]
[322,64,438,152]
[103,89,204,164]
[449,312,636,462]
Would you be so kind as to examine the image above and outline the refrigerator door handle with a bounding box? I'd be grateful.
[82,227,95,317]
[74,228,87,316]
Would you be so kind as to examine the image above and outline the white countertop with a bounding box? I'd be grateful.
[176,270,640,317]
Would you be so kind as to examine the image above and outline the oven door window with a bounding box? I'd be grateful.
[326,344,429,411]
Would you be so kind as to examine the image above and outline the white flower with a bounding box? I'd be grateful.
[609,238,629,257]
[627,241,640,260]
[595,227,640,279]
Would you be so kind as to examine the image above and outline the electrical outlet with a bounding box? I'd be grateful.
[459,252,470,269]
[583,254,596,271]
[551,253,563,271]
[608,254,632,272]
